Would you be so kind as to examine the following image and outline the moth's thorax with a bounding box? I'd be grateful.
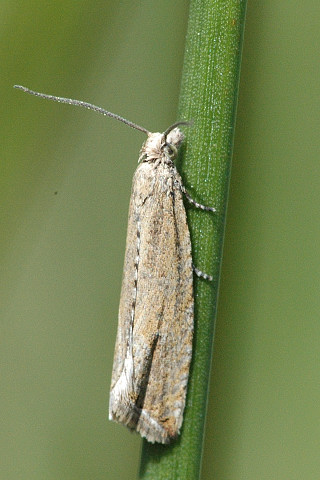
[139,128,184,163]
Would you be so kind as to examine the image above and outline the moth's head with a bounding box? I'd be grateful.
[163,128,184,160]
[140,126,185,163]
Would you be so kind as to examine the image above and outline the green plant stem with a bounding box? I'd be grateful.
[139,1,247,478]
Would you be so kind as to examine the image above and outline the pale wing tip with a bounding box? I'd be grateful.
[137,423,176,444]
[109,395,180,444]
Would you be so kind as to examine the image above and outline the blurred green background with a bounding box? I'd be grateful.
[1,1,319,479]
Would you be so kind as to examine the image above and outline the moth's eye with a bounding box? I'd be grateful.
[163,142,177,159]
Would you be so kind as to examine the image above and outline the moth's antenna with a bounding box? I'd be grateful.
[14,85,150,135]
[163,121,191,138]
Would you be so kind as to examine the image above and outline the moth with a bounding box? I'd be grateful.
[14,85,215,444]
[109,125,214,444]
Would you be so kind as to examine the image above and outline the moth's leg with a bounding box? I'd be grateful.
[181,186,216,213]
[192,264,213,282]
[179,183,214,281]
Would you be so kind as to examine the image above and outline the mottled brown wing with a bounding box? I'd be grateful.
[109,161,194,444]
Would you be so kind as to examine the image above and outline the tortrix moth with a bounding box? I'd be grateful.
[14,85,215,444]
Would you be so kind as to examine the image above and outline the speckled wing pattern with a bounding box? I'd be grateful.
[109,129,194,443]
